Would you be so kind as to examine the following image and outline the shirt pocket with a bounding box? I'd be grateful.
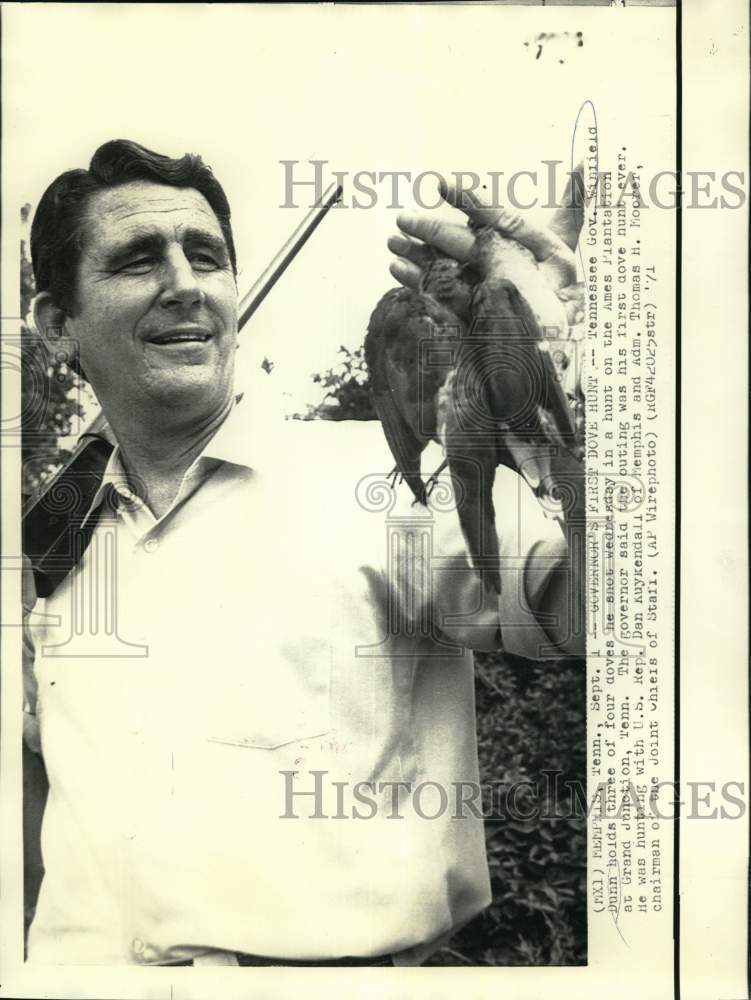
[203,630,333,751]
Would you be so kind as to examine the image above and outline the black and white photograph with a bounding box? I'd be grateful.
[0,3,748,998]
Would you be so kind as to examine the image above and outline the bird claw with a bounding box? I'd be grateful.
[425,459,449,498]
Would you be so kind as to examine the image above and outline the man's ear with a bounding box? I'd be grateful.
[32,292,84,378]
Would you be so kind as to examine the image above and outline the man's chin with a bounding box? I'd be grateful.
[142,363,234,411]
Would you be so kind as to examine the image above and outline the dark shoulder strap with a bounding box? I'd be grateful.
[23,436,114,598]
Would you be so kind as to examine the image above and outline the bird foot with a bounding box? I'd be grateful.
[425,459,449,497]
[425,474,440,497]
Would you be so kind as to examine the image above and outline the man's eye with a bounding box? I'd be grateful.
[191,253,222,271]
[120,257,156,274]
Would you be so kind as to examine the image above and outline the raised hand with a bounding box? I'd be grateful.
[368,168,587,601]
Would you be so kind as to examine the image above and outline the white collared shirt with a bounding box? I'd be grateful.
[24,396,573,965]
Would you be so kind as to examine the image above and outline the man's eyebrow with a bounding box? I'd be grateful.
[100,227,229,267]
[101,231,166,267]
[180,228,230,258]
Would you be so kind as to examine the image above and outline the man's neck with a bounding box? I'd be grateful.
[105,395,234,519]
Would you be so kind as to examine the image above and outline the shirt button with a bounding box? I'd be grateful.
[131,937,145,956]
[143,538,159,554]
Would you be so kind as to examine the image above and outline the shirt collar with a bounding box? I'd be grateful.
[188,378,289,471]
[78,388,285,524]
[196,394,255,468]
[81,446,133,528]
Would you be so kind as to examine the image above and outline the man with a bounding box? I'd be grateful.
[23,139,584,966]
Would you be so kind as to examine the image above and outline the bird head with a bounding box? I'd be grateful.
[420,251,474,322]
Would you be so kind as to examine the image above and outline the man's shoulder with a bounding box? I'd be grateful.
[264,416,393,482]
[285,416,385,451]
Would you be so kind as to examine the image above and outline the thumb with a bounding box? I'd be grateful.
[440,178,577,291]
[440,178,569,264]
[549,162,586,252]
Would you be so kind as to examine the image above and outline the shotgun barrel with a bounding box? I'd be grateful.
[238,181,343,328]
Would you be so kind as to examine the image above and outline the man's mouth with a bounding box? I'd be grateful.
[148,328,213,345]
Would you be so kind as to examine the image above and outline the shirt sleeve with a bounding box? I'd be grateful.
[384,463,584,660]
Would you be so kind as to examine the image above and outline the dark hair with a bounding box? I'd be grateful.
[30,138,237,317]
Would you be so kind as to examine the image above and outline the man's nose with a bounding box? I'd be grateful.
[159,250,204,309]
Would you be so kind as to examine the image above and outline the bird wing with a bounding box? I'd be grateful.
[469,229,581,459]
[364,286,458,504]
[437,367,503,597]
[507,281,582,461]
[472,267,582,531]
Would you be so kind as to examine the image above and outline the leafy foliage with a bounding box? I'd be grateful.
[297,345,376,421]
[426,651,587,966]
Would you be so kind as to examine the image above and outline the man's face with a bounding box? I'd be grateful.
[65,180,238,417]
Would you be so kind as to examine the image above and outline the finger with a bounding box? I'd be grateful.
[441,180,567,264]
[389,257,422,290]
[561,297,581,328]
[549,162,585,251]
[439,179,505,229]
[557,283,585,326]
[387,234,435,270]
[556,282,584,303]
[396,212,475,263]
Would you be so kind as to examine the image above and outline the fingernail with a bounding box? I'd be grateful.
[397,211,420,231]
